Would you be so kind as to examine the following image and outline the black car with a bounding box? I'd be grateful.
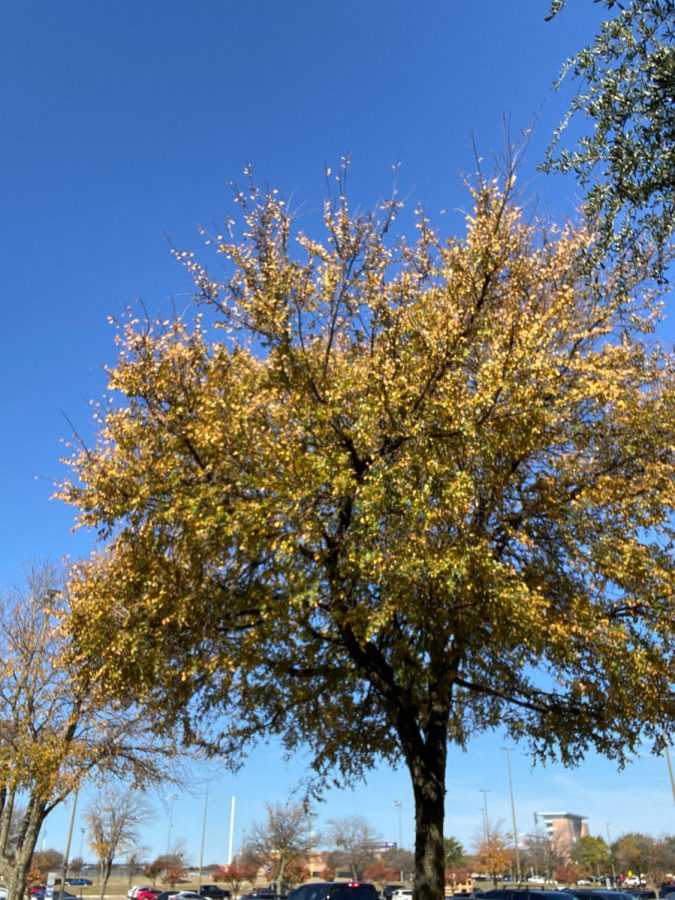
[200,889,231,900]
[481,892,562,900]
[288,883,379,900]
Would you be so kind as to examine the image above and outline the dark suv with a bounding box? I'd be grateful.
[288,883,379,900]
[200,889,231,900]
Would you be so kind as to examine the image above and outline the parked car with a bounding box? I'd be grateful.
[287,882,379,900]
[382,887,405,900]
[199,888,231,900]
[136,890,161,900]
[481,891,562,900]
[391,892,412,900]
[240,893,284,900]
[31,891,78,900]
[562,889,628,900]
[169,893,202,900]
[65,882,92,888]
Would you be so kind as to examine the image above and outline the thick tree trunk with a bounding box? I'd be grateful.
[407,728,448,900]
[6,799,47,900]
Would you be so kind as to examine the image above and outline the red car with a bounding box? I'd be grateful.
[136,891,161,900]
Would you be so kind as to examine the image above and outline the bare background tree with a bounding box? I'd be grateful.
[85,787,153,899]
[326,816,381,879]
[240,802,314,891]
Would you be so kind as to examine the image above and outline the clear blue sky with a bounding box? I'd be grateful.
[2,0,673,867]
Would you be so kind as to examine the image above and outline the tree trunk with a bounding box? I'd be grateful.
[6,799,47,900]
[407,728,448,900]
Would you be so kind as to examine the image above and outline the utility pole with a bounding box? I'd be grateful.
[479,790,490,843]
[59,789,79,896]
[502,748,521,883]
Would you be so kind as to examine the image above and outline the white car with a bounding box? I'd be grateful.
[391,891,413,900]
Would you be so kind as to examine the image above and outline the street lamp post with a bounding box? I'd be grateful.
[198,782,210,892]
[165,793,178,856]
[502,748,521,884]
[479,790,490,843]
[394,801,403,880]
[606,823,617,886]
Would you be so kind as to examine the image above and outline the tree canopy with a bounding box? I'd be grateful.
[63,168,675,900]
[545,0,675,276]
[0,566,173,900]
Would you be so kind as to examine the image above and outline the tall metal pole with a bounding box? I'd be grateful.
[394,800,403,850]
[479,790,490,843]
[59,789,79,895]
[394,801,403,880]
[502,749,521,883]
[198,782,210,891]
[227,796,236,865]
[664,743,675,806]
[165,794,178,855]
[606,823,616,886]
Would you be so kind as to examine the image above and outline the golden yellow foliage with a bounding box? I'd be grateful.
[61,167,674,900]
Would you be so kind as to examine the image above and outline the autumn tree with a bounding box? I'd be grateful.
[327,816,380,879]
[142,858,165,885]
[85,788,152,899]
[240,801,313,890]
[214,861,258,894]
[545,0,675,277]
[63,166,675,900]
[614,832,655,880]
[362,862,399,884]
[0,565,174,900]
[474,822,511,887]
[29,849,64,876]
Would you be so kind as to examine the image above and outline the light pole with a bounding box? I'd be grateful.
[59,789,79,895]
[664,742,675,806]
[394,800,403,880]
[502,748,521,884]
[479,790,490,843]
[606,823,616,886]
[198,781,210,892]
[165,793,178,856]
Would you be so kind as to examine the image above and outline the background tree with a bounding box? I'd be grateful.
[142,858,166,886]
[85,788,152,899]
[362,861,399,884]
[240,801,313,890]
[613,833,655,880]
[443,837,465,869]
[68,857,85,875]
[326,816,379,879]
[651,835,675,884]
[522,828,564,882]
[571,835,610,878]
[545,0,675,277]
[283,859,310,887]
[380,848,414,882]
[28,849,64,877]
[474,822,511,887]
[0,565,173,900]
[144,851,188,887]
[555,863,581,886]
[64,168,675,900]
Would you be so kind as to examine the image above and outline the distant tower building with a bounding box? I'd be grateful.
[535,812,588,860]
